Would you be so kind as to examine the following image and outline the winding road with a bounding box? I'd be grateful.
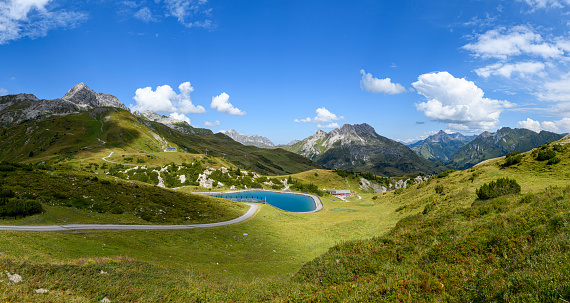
[0,204,259,231]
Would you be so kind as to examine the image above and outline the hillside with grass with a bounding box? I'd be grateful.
[0,107,321,176]
[2,136,569,301]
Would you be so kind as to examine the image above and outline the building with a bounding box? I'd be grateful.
[329,190,352,197]
[164,148,177,152]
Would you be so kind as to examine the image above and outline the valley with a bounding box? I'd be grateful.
[0,85,569,301]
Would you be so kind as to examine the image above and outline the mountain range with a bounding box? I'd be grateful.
[2,83,565,177]
[448,127,564,169]
[219,129,275,148]
[409,131,477,162]
[280,123,449,177]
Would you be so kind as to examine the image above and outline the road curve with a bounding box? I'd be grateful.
[0,204,259,232]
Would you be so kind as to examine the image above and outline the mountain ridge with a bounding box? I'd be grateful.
[219,129,275,148]
[282,123,448,177]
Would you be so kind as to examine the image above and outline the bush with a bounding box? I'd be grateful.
[547,157,561,165]
[476,177,521,200]
[436,170,455,179]
[503,151,522,167]
[536,150,556,161]
[435,185,444,195]
[0,199,43,219]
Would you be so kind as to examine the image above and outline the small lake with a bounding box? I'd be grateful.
[208,190,318,213]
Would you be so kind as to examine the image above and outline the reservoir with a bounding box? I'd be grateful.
[208,190,319,213]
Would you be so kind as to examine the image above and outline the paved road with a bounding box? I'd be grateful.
[0,204,259,232]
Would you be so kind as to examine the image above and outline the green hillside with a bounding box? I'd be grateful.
[2,137,569,301]
[0,108,321,175]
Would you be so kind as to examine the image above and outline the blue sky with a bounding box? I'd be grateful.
[1,0,570,144]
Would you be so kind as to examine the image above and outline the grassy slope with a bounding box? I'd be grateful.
[1,142,569,301]
[0,108,321,176]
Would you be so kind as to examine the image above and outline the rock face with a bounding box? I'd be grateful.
[0,83,128,128]
[283,123,448,177]
[61,83,128,111]
[411,130,477,162]
[220,129,275,148]
[449,127,564,169]
[133,110,213,136]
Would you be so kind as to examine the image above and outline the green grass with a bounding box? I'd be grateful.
[1,142,570,301]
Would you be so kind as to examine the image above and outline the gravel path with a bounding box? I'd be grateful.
[0,204,259,231]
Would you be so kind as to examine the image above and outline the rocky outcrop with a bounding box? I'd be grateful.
[219,129,275,148]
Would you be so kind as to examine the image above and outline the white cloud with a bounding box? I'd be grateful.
[412,71,513,132]
[536,75,570,102]
[210,92,245,115]
[0,88,7,95]
[204,120,220,127]
[475,61,546,78]
[132,82,206,114]
[317,123,340,129]
[169,112,191,124]
[518,0,568,9]
[134,7,155,22]
[294,107,344,124]
[517,117,570,132]
[0,0,87,44]
[463,26,564,60]
[164,0,213,29]
[360,69,406,95]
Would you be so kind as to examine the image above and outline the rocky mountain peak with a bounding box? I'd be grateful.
[62,83,128,111]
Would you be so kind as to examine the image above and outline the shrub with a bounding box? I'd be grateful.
[436,169,455,179]
[476,177,521,200]
[435,185,444,195]
[547,157,561,165]
[503,151,522,167]
[536,150,556,161]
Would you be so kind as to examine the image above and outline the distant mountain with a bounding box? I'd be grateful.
[282,123,448,177]
[219,129,275,148]
[134,110,213,136]
[0,83,128,128]
[449,127,564,169]
[411,130,477,162]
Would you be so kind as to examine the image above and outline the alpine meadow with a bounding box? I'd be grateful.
[2,1,570,302]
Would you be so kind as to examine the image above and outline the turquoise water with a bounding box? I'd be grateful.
[209,190,316,212]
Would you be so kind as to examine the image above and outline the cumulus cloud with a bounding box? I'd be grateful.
[317,123,340,129]
[294,107,344,124]
[132,82,206,114]
[134,7,156,23]
[475,62,546,78]
[360,69,406,94]
[0,88,7,95]
[204,120,220,127]
[0,0,87,44]
[517,117,570,132]
[164,0,214,29]
[412,71,513,131]
[462,26,564,60]
[210,93,245,115]
[169,112,191,124]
